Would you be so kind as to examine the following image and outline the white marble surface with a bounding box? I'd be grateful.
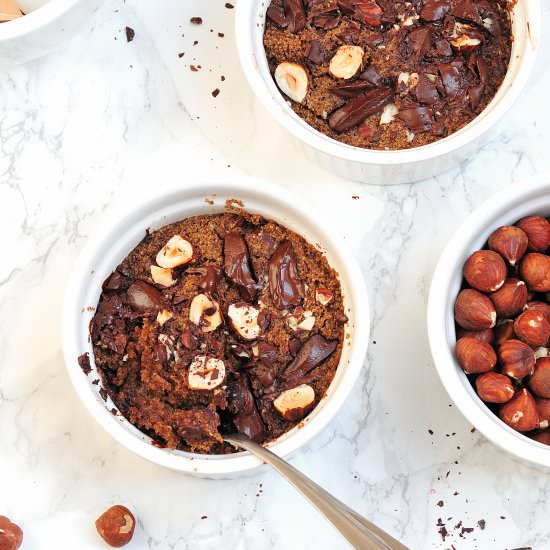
[1,1,549,549]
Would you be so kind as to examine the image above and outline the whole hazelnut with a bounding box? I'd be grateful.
[535,396,550,424]
[489,278,528,318]
[475,372,515,404]
[454,289,497,330]
[516,216,550,252]
[528,357,550,399]
[95,505,136,548]
[514,309,550,348]
[498,339,535,379]
[529,429,550,445]
[488,225,528,266]
[520,253,550,293]
[494,320,515,347]
[463,250,507,292]
[0,516,23,550]
[455,327,494,345]
[455,337,496,374]
[524,301,550,324]
[499,388,540,432]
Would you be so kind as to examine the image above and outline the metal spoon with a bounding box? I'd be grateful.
[224,433,408,550]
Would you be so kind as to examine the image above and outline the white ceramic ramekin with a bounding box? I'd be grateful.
[0,0,104,67]
[428,174,550,469]
[62,178,370,477]
[235,1,541,185]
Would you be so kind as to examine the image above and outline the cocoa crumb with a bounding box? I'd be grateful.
[78,353,91,375]
[225,3,234,8]
[125,27,135,42]
[212,88,220,98]
[190,17,203,25]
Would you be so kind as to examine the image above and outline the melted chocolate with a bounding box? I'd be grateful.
[126,281,166,313]
[268,241,306,309]
[230,373,267,442]
[187,265,223,298]
[283,334,337,381]
[224,232,261,301]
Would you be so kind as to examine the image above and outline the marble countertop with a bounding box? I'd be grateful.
[1,1,549,548]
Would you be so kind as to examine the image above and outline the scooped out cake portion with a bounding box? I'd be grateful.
[263,0,512,150]
[89,211,346,454]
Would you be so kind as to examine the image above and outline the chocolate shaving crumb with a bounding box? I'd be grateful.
[190,17,203,25]
[436,500,444,507]
[78,353,91,375]
[125,27,135,42]
[190,65,199,72]
[225,3,234,8]
[212,88,220,98]
[99,388,108,402]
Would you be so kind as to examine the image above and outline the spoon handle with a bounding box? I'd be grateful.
[224,434,408,550]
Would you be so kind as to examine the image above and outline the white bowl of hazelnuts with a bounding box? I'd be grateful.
[428,175,550,468]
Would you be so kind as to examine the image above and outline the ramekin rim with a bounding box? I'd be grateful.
[62,176,370,475]
[427,174,550,468]
[235,0,542,166]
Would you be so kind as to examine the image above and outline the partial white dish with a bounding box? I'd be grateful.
[235,0,541,185]
[428,174,550,469]
[62,177,370,477]
[0,0,104,67]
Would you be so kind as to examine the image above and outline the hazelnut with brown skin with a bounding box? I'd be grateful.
[455,337,496,374]
[455,327,494,345]
[499,388,540,432]
[490,278,528,318]
[475,372,515,404]
[514,309,550,348]
[0,516,23,550]
[488,225,528,266]
[454,289,497,330]
[494,320,515,347]
[498,339,535,380]
[529,429,550,445]
[528,357,550,399]
[535,396,550,424]
[520,253,550,293]
[463,250,507,292]
[95,505,136,548]
[525,301,550,324]
[516,216,550,252]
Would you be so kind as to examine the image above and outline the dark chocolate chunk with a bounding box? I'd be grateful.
[78,353,92,375]
[358,65,383,87]
[283,334,337,380]
[328,87,393,133]
[181,330,199,350]
[102,271,129,291]
[415,74,440,105]
[257,341,279,367]
[330,80,377,99]
[435,39,453,57]
[257,309,271,332]
[438,63,463,100]
[407,27,433,60]
[127,281,166,313]
[288,338,301,356]
[268,241,306,309]
[365,32,384,48]
[338,0,383,27]
[476,1,501,36]
[254,368,277,387]
[420,0,450,22]
[397,105,435,133]
[451,0,482,25]
[312,10,341,30]
[230,373,267,442]
[224,233,260,301]
[187,265,223,298]
[267,0,289,28]
[125,27,135,42]
[307,40,325,65]
[468,83,484,109]
[283,0,306,33]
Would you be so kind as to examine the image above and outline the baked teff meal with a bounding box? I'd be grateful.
[88,211,346,454]
[263,0,512,150]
